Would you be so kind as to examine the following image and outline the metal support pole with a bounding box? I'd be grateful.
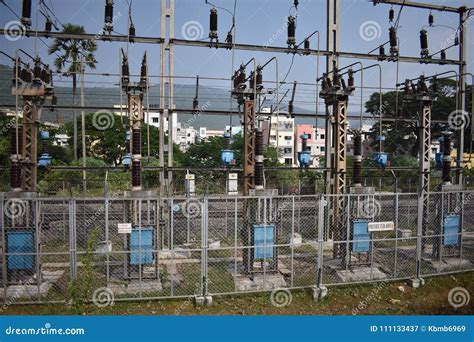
[80,56,86,191]
[456,7,467,185]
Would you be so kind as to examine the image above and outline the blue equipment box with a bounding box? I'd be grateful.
[253,224,275,259]
[352,220,370,253]
[130,227,154,265]
[7,231,35,270]
[443,215,460,246]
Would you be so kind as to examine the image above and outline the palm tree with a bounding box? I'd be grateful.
[48,23,97,161]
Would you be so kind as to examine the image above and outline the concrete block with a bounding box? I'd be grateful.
[311,285,328,301]
[195,296,206,306]
[409,277,425,289]
[205,295,213,306]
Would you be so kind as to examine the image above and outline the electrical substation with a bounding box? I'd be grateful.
[0,0,473,306]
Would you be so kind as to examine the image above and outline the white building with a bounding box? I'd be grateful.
[267,113,295,165]
[175,122,197,151]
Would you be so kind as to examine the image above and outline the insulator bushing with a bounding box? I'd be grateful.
[379,45,386,57]
[354,134,362,156]
[255,163,264,187]
[341,77,347,90]
[140,57,147,85]
[209,8,218,39]
[353,133,362,185]
[132,128,141,155]
[131,160,141,187]
[104,0,114,23]
[10,163,22,189]
[442,135,452,183]
[33,61,41,79]
[389,7,394,22]
[304,38,310,50]
[129,24,135,37]
[333,72,341,87]
[348,70,354,88]
[21,67,31,83]
[21,0,32,27]
[287,16,296,46]
[288,101,294,115]
[256,71,263,88]
[389,27,397,47]
[10,125,22,156]
[428,12,434,26]
[420,29,428,50]
[440,50,446,60]
[232,71,238,89]
[255,129,264,188]
[193,98,199,110]
[45,18,52,32]
[255,129,264,156]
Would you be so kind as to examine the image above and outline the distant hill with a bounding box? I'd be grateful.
[0,64,368,130]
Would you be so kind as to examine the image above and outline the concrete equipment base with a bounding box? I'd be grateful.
[409,277,425,288]
[232,273,287,291]
[311,285,328,301]
[195,295,212,306]
[108,280,162,294]
[336,266,388,282]
[0,269,64,299]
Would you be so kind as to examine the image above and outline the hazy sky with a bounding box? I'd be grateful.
[0,0,473,113]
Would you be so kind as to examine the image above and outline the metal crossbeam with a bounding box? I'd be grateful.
[372,0,462,13]
[0,29,165,44]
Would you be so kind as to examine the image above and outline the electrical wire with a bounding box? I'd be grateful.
[205,0,236,37]
[39,0,63,28]
[393,0,405,29]
[1,0,20,19]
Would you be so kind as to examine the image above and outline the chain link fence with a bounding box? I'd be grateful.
[0,190,473,305]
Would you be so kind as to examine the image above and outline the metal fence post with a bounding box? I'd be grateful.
[69,198,77,280]
[201,197,209,297]
[416,196,423,278]
[394,193,399,278]
[0,193,7,303]
[35,198,41,302]
[317,195,325,286]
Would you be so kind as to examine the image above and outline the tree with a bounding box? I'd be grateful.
[365,79,457,157]
[48,23,97,160]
